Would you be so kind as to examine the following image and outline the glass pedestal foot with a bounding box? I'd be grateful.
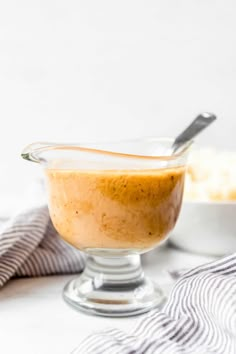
[63,255,166,317]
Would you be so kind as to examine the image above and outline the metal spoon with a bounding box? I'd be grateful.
[171,112,217,154]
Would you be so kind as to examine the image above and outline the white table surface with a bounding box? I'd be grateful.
[0,245,215,354]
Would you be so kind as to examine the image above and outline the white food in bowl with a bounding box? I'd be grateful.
[170,148,236,256]
[184,149,236,202]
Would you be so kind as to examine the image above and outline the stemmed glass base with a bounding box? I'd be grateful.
[63,254,166,317]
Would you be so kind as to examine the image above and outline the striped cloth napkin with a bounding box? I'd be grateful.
[76,254,236,354]
[0,205,85,286]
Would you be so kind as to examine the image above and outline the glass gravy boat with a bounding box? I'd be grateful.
[22,138,189,317]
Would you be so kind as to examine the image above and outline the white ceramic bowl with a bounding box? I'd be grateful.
[170,201,236,256]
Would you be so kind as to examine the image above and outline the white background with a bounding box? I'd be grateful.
[0,0,236,203]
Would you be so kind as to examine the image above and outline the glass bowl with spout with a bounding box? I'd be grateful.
[22,138,190,317]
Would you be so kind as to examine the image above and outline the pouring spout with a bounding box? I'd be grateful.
[21,142,58,163]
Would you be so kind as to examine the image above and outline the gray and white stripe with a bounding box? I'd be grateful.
[0,206,85,287]
[76,254,236,354]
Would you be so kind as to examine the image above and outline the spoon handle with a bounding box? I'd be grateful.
[172,112,217,153]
